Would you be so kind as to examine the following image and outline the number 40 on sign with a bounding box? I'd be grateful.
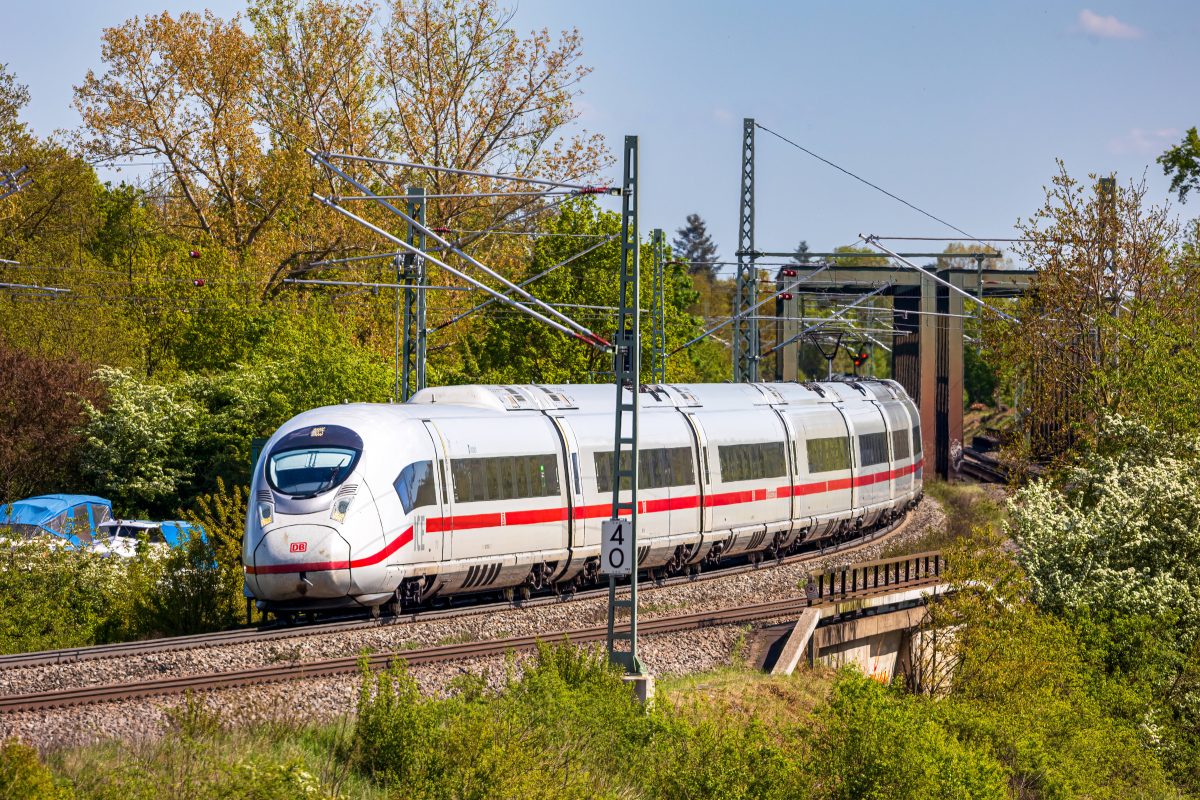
[601,518,632,576]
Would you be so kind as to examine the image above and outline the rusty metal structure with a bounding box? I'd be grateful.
[773,263,1034,478]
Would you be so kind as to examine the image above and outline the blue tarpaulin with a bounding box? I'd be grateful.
[0,494,113,545]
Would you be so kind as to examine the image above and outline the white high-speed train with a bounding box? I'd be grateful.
[243,380,923,614]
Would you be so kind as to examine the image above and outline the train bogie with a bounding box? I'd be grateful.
[242,380,925,613]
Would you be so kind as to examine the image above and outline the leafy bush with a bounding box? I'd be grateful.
[0,533,242,653]
[0,539,128,654]
[809,672,1007,800]
[355,643,648,799]
[1003,416,1200,792]
[0,739,73,800]
[78,367,199,517]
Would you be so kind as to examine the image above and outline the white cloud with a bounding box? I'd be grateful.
[711,107,733,124]
[1078,9,1143,40]
[1108,127,1179,155]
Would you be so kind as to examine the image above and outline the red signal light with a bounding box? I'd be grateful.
[852,349,870,367]
[781,269,797,277]
[779,292,793,300]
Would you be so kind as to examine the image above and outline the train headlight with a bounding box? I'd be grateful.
[330,496,353,523]
[258,502,273,527]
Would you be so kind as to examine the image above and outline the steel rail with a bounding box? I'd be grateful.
[0,549,944,713]
[0,510,918,671]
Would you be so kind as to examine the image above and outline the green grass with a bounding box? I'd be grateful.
[882,480,1009,558]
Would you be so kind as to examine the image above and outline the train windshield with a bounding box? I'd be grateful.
[269,447,358,497]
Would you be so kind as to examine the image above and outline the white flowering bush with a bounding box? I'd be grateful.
[79,366,199,514]
[1008,416,1200,635]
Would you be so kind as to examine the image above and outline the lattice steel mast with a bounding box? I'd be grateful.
[399,186,427,401]
[733,118,758,382]
[606,135,644,675]
[651,227,666,383]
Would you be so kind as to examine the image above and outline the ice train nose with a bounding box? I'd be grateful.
[248,525,352,600]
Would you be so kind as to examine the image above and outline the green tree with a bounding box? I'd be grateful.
[830,244,888,266]
[789,240,811,264]
[458,200,715,384]
[1158,126,1200,203]
[985,164,1194,460]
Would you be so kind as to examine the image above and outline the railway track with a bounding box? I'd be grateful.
[0,550,945,713]
[0,507,919,671]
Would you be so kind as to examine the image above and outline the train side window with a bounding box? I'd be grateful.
[807,436,851,473]
[594,451,633,493]
[488,458,504,501]
[912,424,923,455]
[859,432,890,467]
[717,442,787,482]
[638,449,665,489]
[891,428,911,460]
[453,455,560,502]
[394,460,437,514]
[535,454,560,496]
[668,446,695,486]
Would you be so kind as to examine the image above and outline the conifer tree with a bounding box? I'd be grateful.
[672,213,719,278]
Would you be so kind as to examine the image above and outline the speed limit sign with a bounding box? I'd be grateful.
[601,518,632,576]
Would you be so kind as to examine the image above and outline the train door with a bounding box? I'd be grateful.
[546,415,583,549]
[880,401,913,506]
[680,412,710,535]
[771,408,798,528]
[421,420,451,561]
[785,405,853,534]
[839,402,890,523]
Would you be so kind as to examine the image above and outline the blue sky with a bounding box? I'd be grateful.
[5,1,1198,269]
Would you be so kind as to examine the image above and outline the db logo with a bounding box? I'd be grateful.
[289,541,308,553]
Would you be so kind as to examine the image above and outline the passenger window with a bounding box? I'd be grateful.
[912,424,923,455]
[717,442,787,482]
[451,455,559,502]
[394,460,437,513]
[807,437,851,473]
[858,432,890,467]
[892,428,911,460]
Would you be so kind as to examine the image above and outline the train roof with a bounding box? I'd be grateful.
[409,380,906,414]
[265,380,911,452]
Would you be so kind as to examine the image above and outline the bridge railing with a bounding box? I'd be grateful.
[806,551,944,606]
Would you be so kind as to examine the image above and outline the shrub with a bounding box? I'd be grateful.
[0,540,127,654]
[0,739,73,800]
[808,671,1007,800]
[355,643,648,799]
